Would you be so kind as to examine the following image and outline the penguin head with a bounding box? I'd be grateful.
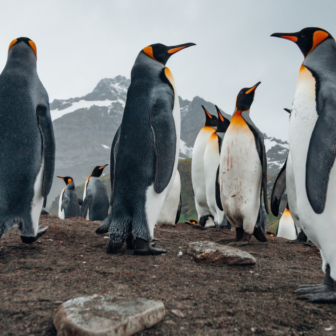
[201,105,218,127]
[90,164,108,178]
[215,105,230,132]
[235,82,261,111]
[8,37,37,59]
[58,176,73,185]
[271,27,332,57]
[142,42,196,65]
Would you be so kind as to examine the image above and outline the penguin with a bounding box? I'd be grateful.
[276,206,297,240]
[97,42,195,255]
[0,38,55,243]
[157,170,182,225]
[81,165,109,221]
[204,106,230,226]
[272,27,336,302]
[191,105,218,228]
[218,83,268,245]
[58,176,81,219]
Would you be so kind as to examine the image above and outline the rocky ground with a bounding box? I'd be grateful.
[0,216,335,335]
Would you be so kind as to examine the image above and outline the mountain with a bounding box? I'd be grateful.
[48,75,288,208]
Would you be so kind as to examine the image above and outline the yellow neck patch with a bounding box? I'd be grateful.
[230,110,247,127]
[164,67,175,88]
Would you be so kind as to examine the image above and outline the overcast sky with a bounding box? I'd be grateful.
[0,0,335,140]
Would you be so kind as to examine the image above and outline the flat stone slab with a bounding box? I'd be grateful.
[187,241,256,265]
[54,295,165,336]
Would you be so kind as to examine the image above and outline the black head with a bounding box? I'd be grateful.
[58,176,73,185]
[201,105,218,127]
[8,37,37,58]
[215,105,230,132]
[271,27,332,57]
[142,42,196,65]
[90,164,108,178]
[236,82,261,111]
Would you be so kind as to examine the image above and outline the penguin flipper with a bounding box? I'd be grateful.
[271,158,287,216]
[306,97,336,213]
[151,97,177,194]
[110,125,121,205]
[175,194,182,224]
[215,165,223,211]
[36,104,56,208]
[242,114,269,213]
[81,194,93,219]
[61,196,69,212]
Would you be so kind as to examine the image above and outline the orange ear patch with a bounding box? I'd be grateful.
[28,40,37,58]
[8,39,17,51]
[143,46,155,60]
[308,30,329,55]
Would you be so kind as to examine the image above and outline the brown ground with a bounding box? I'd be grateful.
[0,216,336,336]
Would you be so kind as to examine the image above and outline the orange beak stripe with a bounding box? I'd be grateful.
[246,85,258,95]
[204,109,212,119]
[8,39,17,52]
[58,177,64,180]
[99,165,106,170]
[219,112,224,122]
[281,35,298,42]
[28,40,37,58]
[168,46,186,54]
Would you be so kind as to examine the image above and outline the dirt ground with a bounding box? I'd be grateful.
[1,216,336,336]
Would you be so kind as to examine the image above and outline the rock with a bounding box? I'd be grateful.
[187,241,256,265]
[171,309,185,318]
[54,295,165,336]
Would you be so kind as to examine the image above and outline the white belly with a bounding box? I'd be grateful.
[146,83,181,238]
[83,181,89,220]
[192,126,215,219]
[58,188,65,220]
[157,170,181,225]
[290,66,336,277]
[31,158,45,235]
[204,133,224,225]
[219,126,261,233]
[277,209,297,240]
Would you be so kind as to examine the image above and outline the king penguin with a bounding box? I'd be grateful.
[81,165,109,221]
[276,206,297,240]
[58,176,81,219]
[219,83,268,245]
[204,106,230,226]
[272,27,336,302]
[191,106,218,227]
[97,42,195,255]
[157,170,182,225]
[271,108,307,244]
[0,38,55,243]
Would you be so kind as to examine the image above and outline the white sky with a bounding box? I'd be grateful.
[0,0,335,140]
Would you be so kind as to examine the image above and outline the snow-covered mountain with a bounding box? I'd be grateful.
[48,75,288,206]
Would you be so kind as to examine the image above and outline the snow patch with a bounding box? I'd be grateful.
[52,100,112,121]
[179,139,193,158]
[101,144,110,150]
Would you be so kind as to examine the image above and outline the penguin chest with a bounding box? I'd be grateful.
[58,189,65,220]
[192,127,216,198]
[277,210,297,240]
[220,122,261,210]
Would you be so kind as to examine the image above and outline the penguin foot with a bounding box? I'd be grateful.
[303,241,315,247]
[297,292,336,303]
[295,284,331,294]
[253,224,267,242]
[107,235,125,254]
[126,235,134,250]
[21,226,49,244]
[134,238,167,256]
[287,231,307,244]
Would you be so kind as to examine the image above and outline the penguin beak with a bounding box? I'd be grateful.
[99,164,108,170]
[246,82,261,94]
[284,108,291,114]
[271,32,298,43]
[215,105,224,122]
[201,105,213,119]
[167,43,196,55]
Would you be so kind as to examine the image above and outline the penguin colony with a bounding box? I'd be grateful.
[0,27,335,304]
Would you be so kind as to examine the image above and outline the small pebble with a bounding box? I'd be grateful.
[47,239,53,242]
